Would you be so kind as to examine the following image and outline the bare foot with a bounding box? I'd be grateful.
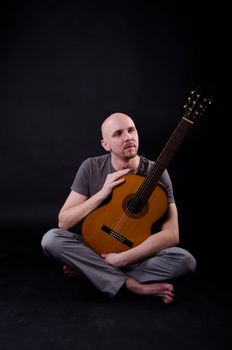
[63,265,84,278]
[125,278,175,304]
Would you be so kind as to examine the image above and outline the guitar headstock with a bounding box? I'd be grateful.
[183,83,212,122]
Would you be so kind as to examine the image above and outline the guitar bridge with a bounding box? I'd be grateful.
[101,225,134,248]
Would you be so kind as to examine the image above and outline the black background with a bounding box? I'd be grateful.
[0,0,228,268]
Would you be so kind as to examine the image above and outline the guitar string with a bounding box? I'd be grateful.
[111,116,192,236]
[110,92,206,240]
[129,120,189,216]
[111,117,190,235]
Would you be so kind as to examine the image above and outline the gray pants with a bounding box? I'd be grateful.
[41,228,196,297]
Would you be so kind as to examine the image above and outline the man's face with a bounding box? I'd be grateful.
[102,115,139,160]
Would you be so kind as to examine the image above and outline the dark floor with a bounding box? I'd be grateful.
[0,230,230,350]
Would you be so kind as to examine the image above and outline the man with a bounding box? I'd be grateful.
[41,112,196,304]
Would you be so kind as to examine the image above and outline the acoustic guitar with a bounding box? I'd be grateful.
[82,84,212,255]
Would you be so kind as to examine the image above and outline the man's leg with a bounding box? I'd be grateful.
[124,247,196,283]
[41,229,182,303]
[41,228,128,297]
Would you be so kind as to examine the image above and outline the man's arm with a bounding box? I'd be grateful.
[58,168,131,229]
[102,202,179,267]
[58,190,103,229]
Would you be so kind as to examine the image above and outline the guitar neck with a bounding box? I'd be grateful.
[138,115,194,202]
[132,84,211,205]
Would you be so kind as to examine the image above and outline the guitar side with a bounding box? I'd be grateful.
[82,174,168,255]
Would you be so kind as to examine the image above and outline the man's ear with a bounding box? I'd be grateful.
[101,139,111,152]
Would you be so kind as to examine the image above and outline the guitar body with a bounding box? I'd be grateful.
[82,174,168,255]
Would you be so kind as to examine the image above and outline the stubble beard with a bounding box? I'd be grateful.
[123,148,138,160]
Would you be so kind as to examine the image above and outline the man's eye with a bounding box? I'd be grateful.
[114,131,121,136]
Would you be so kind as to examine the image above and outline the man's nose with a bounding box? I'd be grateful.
[125,131,132,140]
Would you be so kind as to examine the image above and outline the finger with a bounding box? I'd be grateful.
[117,168,131,176]
[112,178,126,187]
[116,178,126,184]
[110,169,130,180]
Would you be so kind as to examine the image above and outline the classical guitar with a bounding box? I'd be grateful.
[82,84,212,254]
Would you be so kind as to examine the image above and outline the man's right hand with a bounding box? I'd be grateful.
[99,168,131,199]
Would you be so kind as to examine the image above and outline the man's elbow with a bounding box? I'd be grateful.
[58,220,65,229]
[167,227,179,246]
[58,213,68,230]
[172,229,179,246]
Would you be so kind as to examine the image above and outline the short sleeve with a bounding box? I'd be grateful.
[159,169,175,203]
[71,158,91,197]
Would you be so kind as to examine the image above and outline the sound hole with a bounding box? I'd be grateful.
[127,198,144,214]
[122,194,148,218]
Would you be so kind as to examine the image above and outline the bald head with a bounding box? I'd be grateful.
[101,113,135,139]
[100,112,139,159]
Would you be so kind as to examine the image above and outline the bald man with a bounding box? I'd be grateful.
[41,113,196,303]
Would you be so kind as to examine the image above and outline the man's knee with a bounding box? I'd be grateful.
[41,228,60,255]
[164,247,197,275]
[182,250,197,274]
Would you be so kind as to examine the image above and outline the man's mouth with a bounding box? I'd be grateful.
[124,143,135,150]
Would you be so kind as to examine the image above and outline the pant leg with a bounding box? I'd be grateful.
[41,228,128,297]
[124,247,197,283]
[41,229,196,296]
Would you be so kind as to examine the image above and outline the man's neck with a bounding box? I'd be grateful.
[111,155,140,173]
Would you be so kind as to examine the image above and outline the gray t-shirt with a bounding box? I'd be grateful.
[71,154,175,203]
